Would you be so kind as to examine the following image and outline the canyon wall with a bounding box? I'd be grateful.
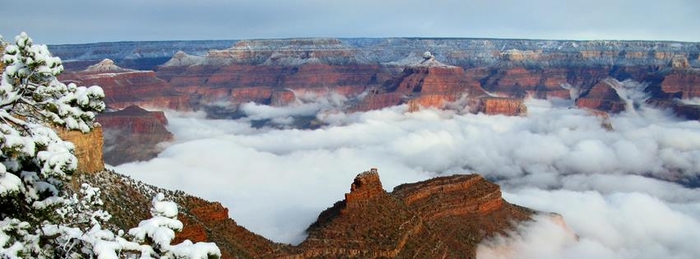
[53,38,700,119]
[50,38,700,165]
[96,105,173,165]
[56,126,105,173]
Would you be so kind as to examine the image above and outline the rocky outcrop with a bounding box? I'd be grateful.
[56,126,105,173]
[477,97,528,116]
[659,69,700,99]
[575,79,627,113]
[270,89,298,106]
[289,169,534,258]
[77,170,284,259]
[97,105,173,165]
[78,167,542,259]
[344,169,385,209]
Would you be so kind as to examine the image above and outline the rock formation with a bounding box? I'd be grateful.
[288,169,534,258]
[78,167,539,259]
[575,79,628,113]
[53,38,700,119]
[59,59,190,110]
[658,69,700,99]
[96,105,173,165]
[56,126,105,173]
[355,58,487,112]
[478,97,528,116]
[48,38,700,164]
[77,170,285,259]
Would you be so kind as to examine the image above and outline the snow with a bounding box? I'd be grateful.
[0,32,219,259]
[0,164,21,196]
[151,192,179,218]
[85,59,126,72]
[161,50,206,67]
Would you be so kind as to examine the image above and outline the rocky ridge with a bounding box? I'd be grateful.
[290,169,534,258]
[76,168,539,259]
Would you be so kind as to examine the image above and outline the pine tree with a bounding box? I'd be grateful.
[0,32,219,258]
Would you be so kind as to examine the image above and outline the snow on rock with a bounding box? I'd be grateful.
[161,51,205,67]
[84,59,134,73]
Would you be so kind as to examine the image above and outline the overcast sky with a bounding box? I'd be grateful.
[1,0,699,44]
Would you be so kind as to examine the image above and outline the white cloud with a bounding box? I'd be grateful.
[116,97,700,255]
[479,190,700,259]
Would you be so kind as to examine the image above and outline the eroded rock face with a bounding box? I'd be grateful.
[79,166,543,259]
[59,60,190,110]
[56,126,105,173]
[292,169,534,259]
[160,62,387,110]
[393,174,505,220]
[575,79,627,113]
[344,168,385,209]
[477,97,528,116]
[97,105,173,165]
[355,60,487,111]
[659,70,700,99]
[56,38,700,119]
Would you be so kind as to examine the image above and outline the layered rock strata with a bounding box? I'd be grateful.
[356,58,488,112]
[96,105,173,165]
[55,38,700,119]
[56,126,105,173]
[80,168,538,259]
[290,169,534,258]
[59,59,190,110]
[478,97,528,116]
[575,79,628,113]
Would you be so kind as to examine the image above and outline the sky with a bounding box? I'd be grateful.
[1,0,699,44]
[114,83,700,258]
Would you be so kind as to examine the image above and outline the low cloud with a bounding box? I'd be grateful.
[479,190,700,259]
[116,96,700,255]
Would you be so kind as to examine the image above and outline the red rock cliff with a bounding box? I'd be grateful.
[477,97,528,116]
[575,79,627,113]
[355,59,487,112]
[97,105,173,165]
[60,59,190,110]
[288,169,534,258]
[56,126,105,173]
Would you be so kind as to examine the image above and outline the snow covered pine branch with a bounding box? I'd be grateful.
[0,32,220,258]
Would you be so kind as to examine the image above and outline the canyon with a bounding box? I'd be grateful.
[31,38,700,257]
[54,38,700,119]
[52,38,700,165]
